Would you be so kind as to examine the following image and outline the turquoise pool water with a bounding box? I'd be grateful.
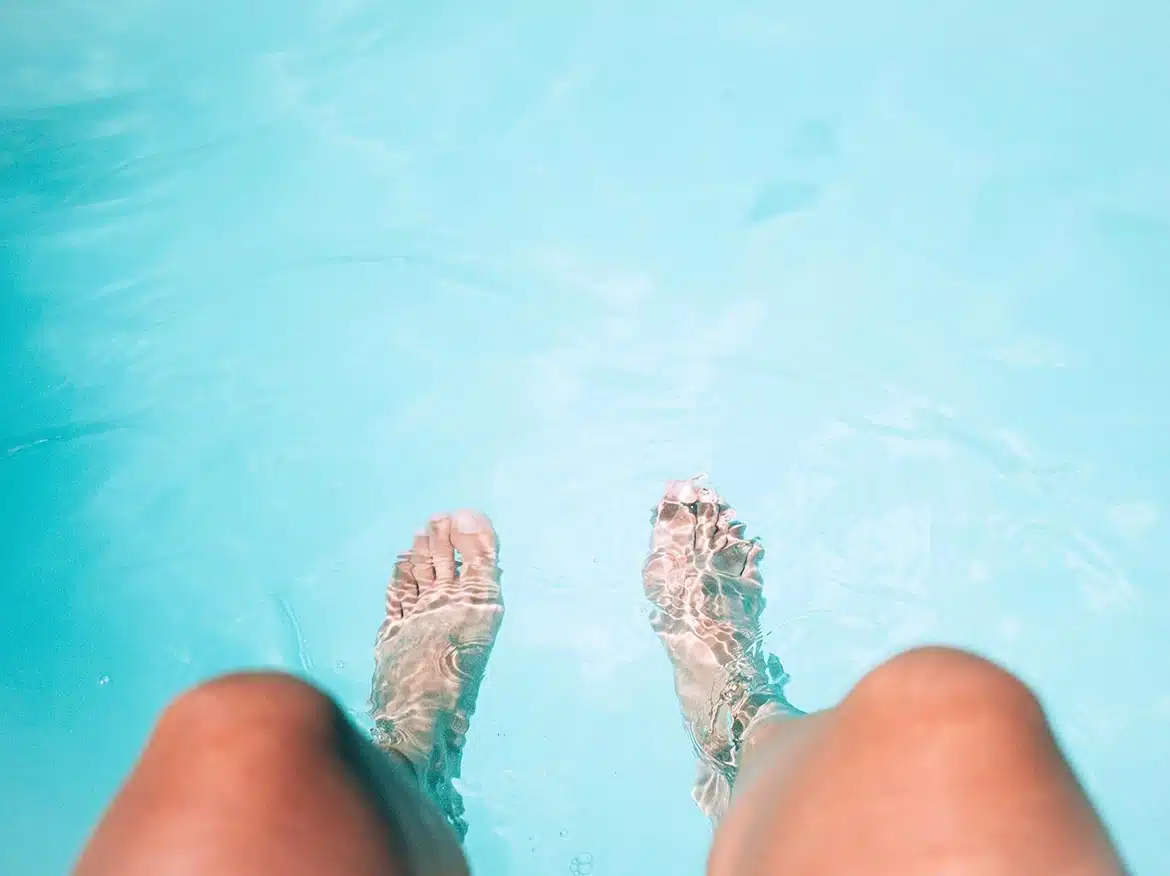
[3,2,1168,873]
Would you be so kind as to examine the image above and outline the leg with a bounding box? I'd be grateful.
[75,509,504,876]
[713,649,1126,875]
[73,672,468,876]
[642,478,1126,876]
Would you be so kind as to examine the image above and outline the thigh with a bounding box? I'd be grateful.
[73,672,468,876]
[710,648,1126,876]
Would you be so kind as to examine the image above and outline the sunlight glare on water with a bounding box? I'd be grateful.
[2,1,1168,874]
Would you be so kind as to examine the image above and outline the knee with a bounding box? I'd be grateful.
[154,671,344,757]
[845,646,1049,744]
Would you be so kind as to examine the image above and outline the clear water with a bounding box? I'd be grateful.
[3,2,1168,874]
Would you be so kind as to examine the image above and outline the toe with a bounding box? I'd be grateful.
[664,478,703,504]
[652,492,699,553]
[709,505,738,551]
[396,549,423,616]
[386,557,413,620]
[427,515,457,584]
[405,530,435,611]
[743,538,765,575]
[695,487,723,550]
[449,509,498,570]
[711,539,756,577]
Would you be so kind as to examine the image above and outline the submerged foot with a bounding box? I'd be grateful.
[370,510,504,842]
[643,477,798,823]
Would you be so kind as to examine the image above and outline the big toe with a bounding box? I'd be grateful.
[663,478,703,504]
[449,509,498,569]
[651,478,702,551]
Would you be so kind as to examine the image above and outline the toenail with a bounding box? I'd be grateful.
[453,509,489,534]
[666,479,701,503]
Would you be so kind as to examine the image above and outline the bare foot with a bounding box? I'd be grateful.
[643,477,799,823]
[369,510,504,842]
